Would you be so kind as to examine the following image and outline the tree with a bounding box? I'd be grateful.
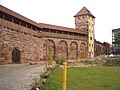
[47,45,53,67]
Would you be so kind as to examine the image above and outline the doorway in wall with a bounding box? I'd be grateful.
[12,47,21,64]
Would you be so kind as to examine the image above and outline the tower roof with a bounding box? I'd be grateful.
[74,6,95,18]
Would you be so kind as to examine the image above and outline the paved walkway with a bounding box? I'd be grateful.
[0,63,46,90]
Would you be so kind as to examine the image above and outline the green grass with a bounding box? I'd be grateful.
[41,67,120,90]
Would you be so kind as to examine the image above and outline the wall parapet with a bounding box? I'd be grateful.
[0,18,42,38]
[0,18,87,41]
[41,32,87,41]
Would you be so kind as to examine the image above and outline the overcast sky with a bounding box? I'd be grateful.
[1,0,120,44]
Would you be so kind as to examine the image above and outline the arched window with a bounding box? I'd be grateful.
[57,40,68,59]
[70,41,78,60]
[44,39,55,60]
[80,42,86,58]
[80,43,86,51]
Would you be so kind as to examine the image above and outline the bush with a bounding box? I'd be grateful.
[84,60,93,64]
[104,58,120,66]
[47,46,53,65]
[55,56,66,65]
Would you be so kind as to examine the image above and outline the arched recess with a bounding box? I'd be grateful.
[57,40,68,59]
[12,47,21,64]
[43,39,55,60]
[80,42,86,58]
[70,41,78,60]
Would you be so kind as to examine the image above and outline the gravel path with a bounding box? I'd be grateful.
[0,63,46,90]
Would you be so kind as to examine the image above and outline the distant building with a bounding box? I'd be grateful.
[112,29,120,55]
[94,40,111,57]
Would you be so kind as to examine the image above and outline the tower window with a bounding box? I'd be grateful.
[81,16,85,19]
[89,44,91,47]
[90,37,92,40]
[92,30,93,34]
[92,44,93,47]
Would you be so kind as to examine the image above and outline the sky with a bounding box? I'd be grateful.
[0,0,120,44]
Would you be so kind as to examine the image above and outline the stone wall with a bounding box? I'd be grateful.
[0,23,43,64]
[0,18,88,64]
[94,41,106,57]
[43,37,87,61]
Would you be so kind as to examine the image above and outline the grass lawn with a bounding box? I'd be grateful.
[41,67,120,90]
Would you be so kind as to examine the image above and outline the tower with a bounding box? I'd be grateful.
[74,6,95,58]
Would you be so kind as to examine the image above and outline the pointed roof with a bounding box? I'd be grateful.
[74,6,95,18]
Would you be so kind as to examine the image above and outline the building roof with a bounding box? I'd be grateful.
[39,23,87,34]
[0,5,87,35]
[74,6,95,18]
[112,28,120,32]
[95,39,104,45]
[0,5,42,28]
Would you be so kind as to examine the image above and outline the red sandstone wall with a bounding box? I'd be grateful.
[0,26,43,64]
[0,18,88,64]
[0,26,88,64]
[43,37,88,61]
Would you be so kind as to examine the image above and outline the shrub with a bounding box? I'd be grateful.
[55,56,66,65]
[104,58,120,66]
[47,46,53,65]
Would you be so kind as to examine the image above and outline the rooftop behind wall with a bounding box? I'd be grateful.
[0,5,42,28]
[0,5,87,35]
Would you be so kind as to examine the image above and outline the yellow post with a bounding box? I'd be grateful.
[62,62,67,90]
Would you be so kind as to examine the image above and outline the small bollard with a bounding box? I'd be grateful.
[62,62,67,90]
